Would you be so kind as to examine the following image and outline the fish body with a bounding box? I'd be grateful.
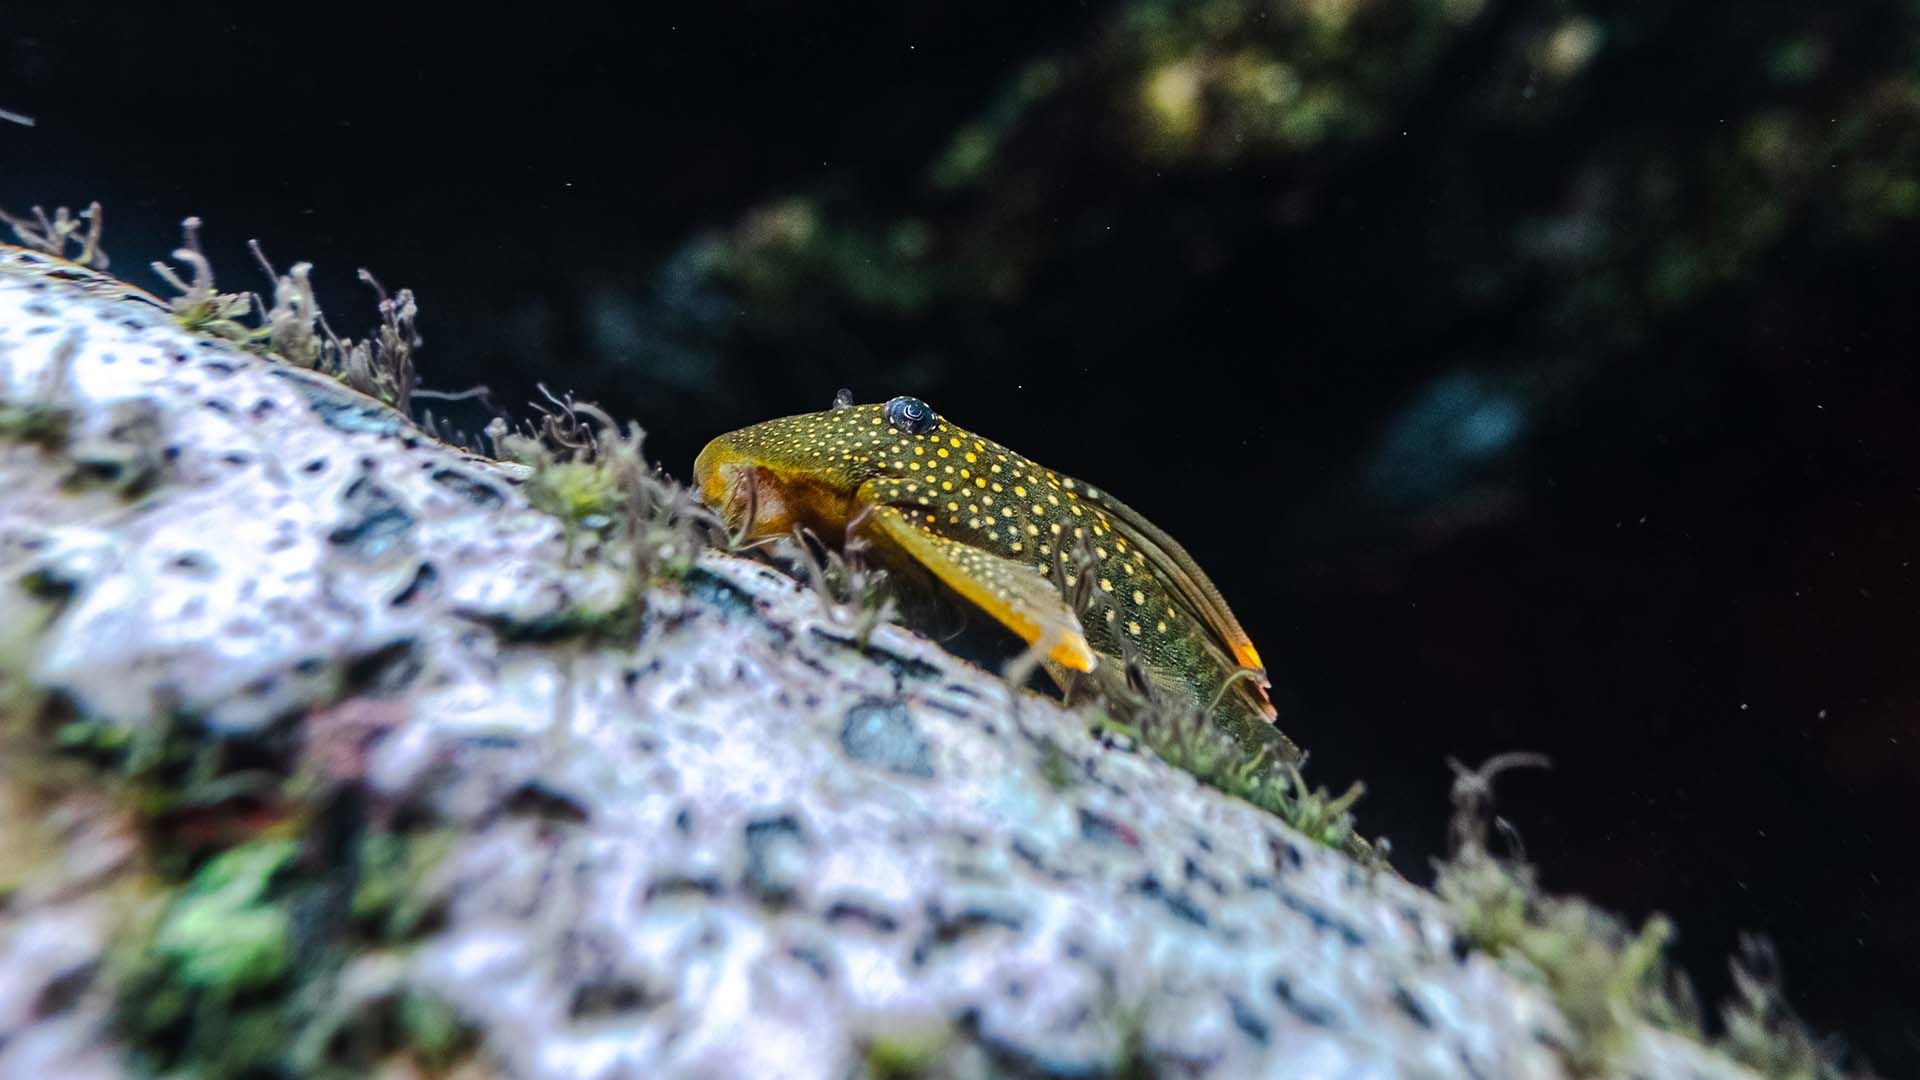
[693,395,1297,761]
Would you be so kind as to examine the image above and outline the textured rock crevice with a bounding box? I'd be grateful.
[0,246,1754,1078]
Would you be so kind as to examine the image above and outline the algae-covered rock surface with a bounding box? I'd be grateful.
[0,245,1758,1078]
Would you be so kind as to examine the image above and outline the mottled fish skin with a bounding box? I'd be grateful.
[693,396,1298,762]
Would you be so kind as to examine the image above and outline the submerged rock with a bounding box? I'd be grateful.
[0,245,1752,1078]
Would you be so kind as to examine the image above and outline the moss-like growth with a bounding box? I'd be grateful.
[6,662,468,1077]
[522,457,624,533]
[150,217,260,342]
[0,201,108,268]
[143,215,427,412]
[0,399,72,448]
[862,1022,955,1079]
[351,827,455,941]
[1148,711,1371,858]
[151,839,300,991]
[1719,937,1859,1080]
[120,838,305,1078]
[39,707,288,850]
[1035,736,1077,792]
[786,508,900,650]
[116,819,469,1079]
[490,386,719,634]
[0,298,81,451]
[1433,754,1874,1078]
[1434,753,1679,1074]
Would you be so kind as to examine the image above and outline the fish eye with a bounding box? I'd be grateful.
[885,395,937,435]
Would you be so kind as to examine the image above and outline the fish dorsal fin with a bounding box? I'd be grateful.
[855,494,1096,673]
[1074,481,1275,718]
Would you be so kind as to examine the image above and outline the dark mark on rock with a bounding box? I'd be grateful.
[809,627,942,682]
[645,875,724,902]
[1272,975,1341,1028]
[1270,834,1305,872]
[787,944,832,980]
[1183,855,1226,897]
[168,552,213,577]
[270,367,411,437]
[924,904,1025,953]
[429,467,504,508]
[1078,808,1139,849]
[1134,874,1209,929]
[743,814,809,905]
[681,568,760,620]
[1391,982,1433,1029]
[1010,838,1063,880]
[569,979,658,1018]
[920,697,971,719]
[1228,994,1270,1045]
[825,900,899,934]
[390,561,438,607]
[506,781,591,825]
[1277,891,1366,948]
[342,639,419,695]
[330,476,415,559]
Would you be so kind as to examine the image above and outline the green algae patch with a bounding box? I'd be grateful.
[13,696,469,1076]
[1435,754,1680,1074]
[523,458,624,535]
[493,389,715,607]
[1083,695,1380,865]
[118,838,310,1078]
[151,839,300,991]
[351,827,456,941]
[862,1022,956,1079]
[0,399,72,448]
[116,824,470,1079]
[1433,754,1871,1079]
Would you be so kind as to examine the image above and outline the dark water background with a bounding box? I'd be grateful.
[5,1,1916,1070]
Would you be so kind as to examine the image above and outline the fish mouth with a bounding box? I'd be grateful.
[693,438,765,534]
[692,437,740,519]
[692,437,851,543]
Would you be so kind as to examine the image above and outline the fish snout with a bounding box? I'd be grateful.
[693,437,753,528]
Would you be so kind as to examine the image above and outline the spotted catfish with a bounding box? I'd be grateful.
[693,394,1299,762]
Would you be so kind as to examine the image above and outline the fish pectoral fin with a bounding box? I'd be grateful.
[855,499,1096,673]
